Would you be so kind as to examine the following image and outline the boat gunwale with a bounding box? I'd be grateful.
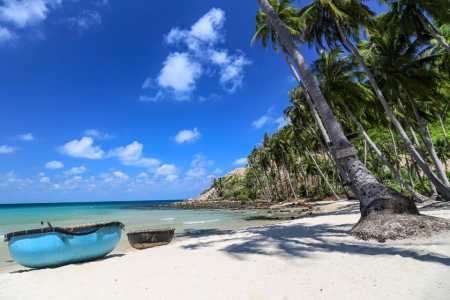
[126,228,175,236]
[4,221,125,242]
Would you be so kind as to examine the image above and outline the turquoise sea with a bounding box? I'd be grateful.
[0,201,271,270]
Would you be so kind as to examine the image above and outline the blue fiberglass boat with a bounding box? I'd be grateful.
[4,222,124,269]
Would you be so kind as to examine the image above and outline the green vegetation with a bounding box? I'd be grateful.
[205,1,450,239]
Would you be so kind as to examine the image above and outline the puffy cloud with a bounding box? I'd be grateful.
[84,129,114,140]
[65,165,87,175]
[67,10,102,31]
[157,52,202,98]
[186,154,213,178]
[141,8,249,102]
[139,91,163,103]
[112,171,128,180]
[155,164,178,182]
[174,128,201,144]
[275,116,289,129]
[18,132,34,141]
[165,174,178,182]
[217,53,250,92]
[109,141,160,168]
[60,137,105,159]
[45,160,64,169]
[252,109,289,130]
[166,8,224,50]
[101,171,129,184]
[0,145,16,154]
[252,115,272,129]
[233,157,247,166]
[40,176,50,183]
[0,26,14,42]
[0,0,61,28]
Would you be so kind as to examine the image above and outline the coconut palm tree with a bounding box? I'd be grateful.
[361,23,450,188]
[255,0,450,241]
[313,47,432,202]
[297,0,450,199]
[382,0,450,54]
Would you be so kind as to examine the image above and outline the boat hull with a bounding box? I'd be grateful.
[127,228,175,250]
[7,224,123,268]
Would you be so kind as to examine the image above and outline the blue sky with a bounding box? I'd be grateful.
[0,0,343,203]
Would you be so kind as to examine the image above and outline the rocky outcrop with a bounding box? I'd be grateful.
[187,167,248,202]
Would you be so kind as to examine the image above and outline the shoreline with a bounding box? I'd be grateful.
[1,203,449,300]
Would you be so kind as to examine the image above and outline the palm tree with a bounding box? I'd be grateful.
[255,0,449,241]
[297,0,450,199]
[361,24,450,188]
[313,47,431,202]
[382,0,450,54]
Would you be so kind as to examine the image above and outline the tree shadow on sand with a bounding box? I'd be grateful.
[180,222,450,266]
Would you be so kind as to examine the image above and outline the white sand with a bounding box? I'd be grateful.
[1,210,450,300]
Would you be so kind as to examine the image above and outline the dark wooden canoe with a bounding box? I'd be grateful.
[127,228,175,250]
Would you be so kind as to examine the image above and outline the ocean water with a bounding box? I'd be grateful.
[0,201,272,270]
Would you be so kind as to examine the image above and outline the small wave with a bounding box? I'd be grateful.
[161,217,175,221]
[184,219,219,225]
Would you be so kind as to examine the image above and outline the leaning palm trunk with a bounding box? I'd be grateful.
[286,54,350,186]
[342,103,431,202]
[408,98,450,187]
[416,11,450,55]
[280,151,299,200]
[305,148,339,200]
[285,54,332,146]
[438,115,449,145]
[335,22,450,200]
[257,0,450,241]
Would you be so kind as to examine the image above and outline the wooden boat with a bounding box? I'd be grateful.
[127,228,175,249]
[4,222,124,269]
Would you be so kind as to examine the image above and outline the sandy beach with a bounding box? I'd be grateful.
[1,206,449,300]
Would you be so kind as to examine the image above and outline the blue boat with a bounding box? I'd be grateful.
[4,222,124,269]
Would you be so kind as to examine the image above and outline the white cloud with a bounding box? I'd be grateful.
[218,53,250,92]
[165,174,178,182]
[174,128,201,144]
[60,137,105,159]
[142,8,249,103]
[84,129,114,140]
[252,109,288,130]
[155,164,178,177]
[189,8,224,44]
[157,52,202,98]
[65,165,87,175]
[166,8,225,50]
[209,49,230,65]
[68,10,102,31]
[0,26,14,42]
[0,0,61,28]
[233,157,247,166]
[139,91,163,102]
[112,171,128,180]
[45,160,64,169]
[136,172,149,179]
[40,176,50,183]
[142,77,154,89]
[18,132,34,141]
[102,171,129,184]
[275,116,289,129]
[186,154,213,178]
[0,145,16,154]
[109,141,160,168]
[252,115,272,129]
